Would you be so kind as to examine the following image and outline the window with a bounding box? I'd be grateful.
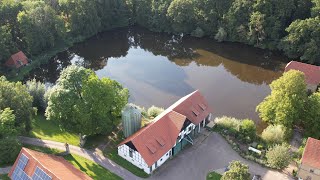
[129,149,133,158]
[155,161,158,168]
[160,158,163,161]
[187,126,191,132]
[166,153,168,156]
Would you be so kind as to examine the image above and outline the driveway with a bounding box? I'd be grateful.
[150,131,292,180]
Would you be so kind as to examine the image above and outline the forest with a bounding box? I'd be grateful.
[0,0,319,73]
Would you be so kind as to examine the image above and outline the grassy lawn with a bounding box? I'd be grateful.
[0,174,10,180]
[30,115,80,146]
[107,150,149,178]
[65,154,121,180]
[25,145,121,180]
[207,172,222,180]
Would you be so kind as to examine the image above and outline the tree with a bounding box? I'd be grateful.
[0,25,17,65]
[167,0,197,33]
[256,70,307,130]
[280,17,320,64]
[266,143,292,169]
[17,0,66,54]
[46,65,129,136]
[0,76,33,132]
[304,92,320,138]
[221,161,250,180]
[261,125,286,145]
[26,79,46,112]
[0,108,17,138]
[0,137,22,165]
[239,119,256,140]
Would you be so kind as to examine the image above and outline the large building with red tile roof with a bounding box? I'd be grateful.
[118,90,212,174]
[8,148,92,180]
[298,137,320,180]
[285,61,320,92]
[5,51,28,69]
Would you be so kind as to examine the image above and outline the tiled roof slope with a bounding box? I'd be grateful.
[118,90,212,167]
[301,137,320,169]
[285,61,320,85]
[9,148,92,180]
[5,51,28,68]
[119,110,186,166]
[169,90,212,125]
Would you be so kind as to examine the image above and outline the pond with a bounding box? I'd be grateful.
[27,26,288,131]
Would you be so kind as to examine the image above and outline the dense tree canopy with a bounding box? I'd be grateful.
[1,0,320,70]
[256,70,307,130]
[46,65,129,136]
[0,76,33,132]
[0,108,17,138]
[304,92,320,138]
[26,79,46,111]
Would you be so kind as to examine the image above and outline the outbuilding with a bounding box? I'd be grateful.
[5,51,29,69]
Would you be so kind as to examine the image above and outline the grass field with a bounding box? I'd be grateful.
[206,172,222,180]
[25,145,121,180]
[107,150,149,178]
[30,115,80,146]
[0,174,10,180]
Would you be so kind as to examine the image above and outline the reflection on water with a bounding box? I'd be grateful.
[27,26,287,131]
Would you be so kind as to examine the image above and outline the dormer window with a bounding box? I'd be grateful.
[199,103,206,111]
[191,107,199,117]
[146,143,157,154]
[156,137,165,147]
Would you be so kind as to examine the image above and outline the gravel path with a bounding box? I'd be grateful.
[0,166,11,175]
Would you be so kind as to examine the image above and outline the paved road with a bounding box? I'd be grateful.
[150,132,293,180]
[0,167,11,175]
[19,136,141,180]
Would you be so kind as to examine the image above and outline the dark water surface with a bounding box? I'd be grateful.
[27,26,288,131]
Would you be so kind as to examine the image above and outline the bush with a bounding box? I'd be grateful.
[147,106,164,118]
[261,125,285,145]
[240,119,256,140]
[0,137,22,165]
[221,161,250,180]
[191,27,205,38]
[215,27,227,42]
[266,143,292,169]
[216,116,240,133]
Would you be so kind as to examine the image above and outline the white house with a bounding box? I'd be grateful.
[118,90,212,174]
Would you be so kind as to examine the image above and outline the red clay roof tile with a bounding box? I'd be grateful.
[9,148,92,180]
[5,51,28,68]
[301,137,320,169]
[285,61,320,85]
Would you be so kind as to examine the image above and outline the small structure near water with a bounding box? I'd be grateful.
[122,104,142,138]
[5,51,29,69]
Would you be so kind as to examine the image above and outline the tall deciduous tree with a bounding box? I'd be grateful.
[17,0,66,54]
[26,79,46,112]
[305,92,320,138]
[46,65,129,136]
[0,108,17,138]
[0,76,33,132]
[280,17,320,64]
[221,161,250,180]
[256,70,307,130]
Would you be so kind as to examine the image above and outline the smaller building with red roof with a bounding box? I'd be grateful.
[285,61,320,92]
[8,147,92,180]
[118,90,213,174]
[298,137,320,180]
[5,51,29,69]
